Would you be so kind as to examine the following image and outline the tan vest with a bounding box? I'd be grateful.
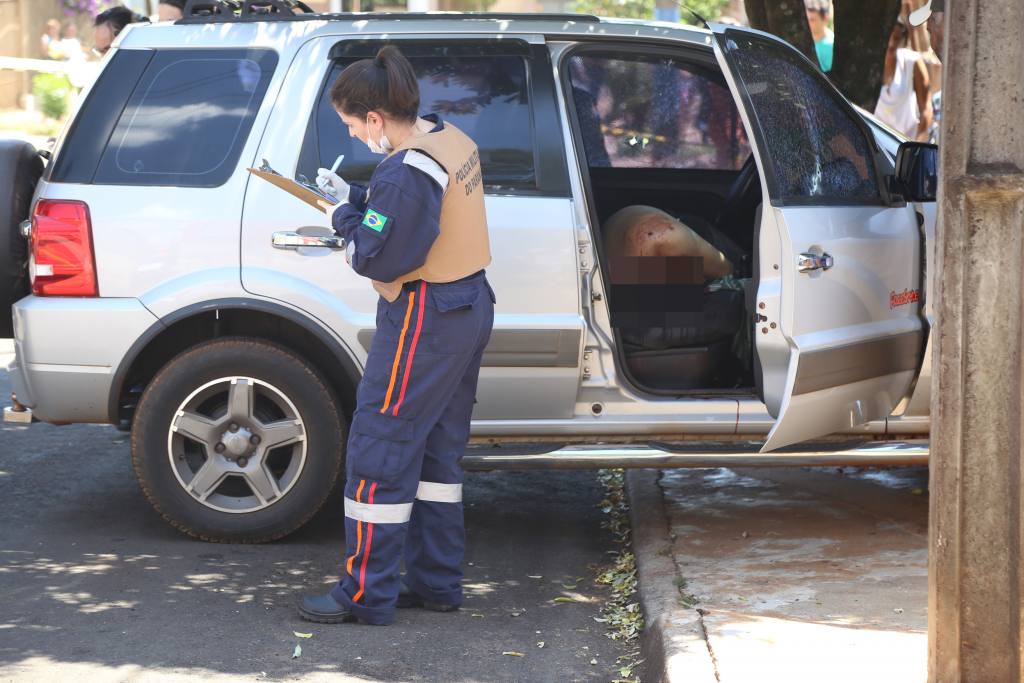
[370,120,491,302]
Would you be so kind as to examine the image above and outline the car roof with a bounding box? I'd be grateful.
[115,12,715,52]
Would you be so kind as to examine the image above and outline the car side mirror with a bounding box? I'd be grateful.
[894,142,938,202]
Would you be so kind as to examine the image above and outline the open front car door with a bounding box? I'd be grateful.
[710,26,926,451]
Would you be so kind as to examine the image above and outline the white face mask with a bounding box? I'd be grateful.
[365,117,393,155]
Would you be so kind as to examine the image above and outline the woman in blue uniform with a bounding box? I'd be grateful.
[299,46,494,626]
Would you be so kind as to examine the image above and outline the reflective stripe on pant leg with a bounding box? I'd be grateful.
[346,479,366,576]
[392,281,427,416]
[345,496,414,524]
[415,481,463,503]
[381,290,417,414]
[353,482,377,604]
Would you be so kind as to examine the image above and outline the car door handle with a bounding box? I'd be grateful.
[797,252,833,273]
[272,231,345,250]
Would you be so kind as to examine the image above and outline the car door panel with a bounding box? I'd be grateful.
[710,25,925,451]
[240,35,584,421]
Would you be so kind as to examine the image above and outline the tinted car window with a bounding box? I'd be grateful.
[48,49,154,184]
[723,32,882,203]
[568,53,750,171]
[94,49,276,187]
[306,55,534,190]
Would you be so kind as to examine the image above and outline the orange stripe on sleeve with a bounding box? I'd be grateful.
[392,282,427,417]
[381,291,417,414]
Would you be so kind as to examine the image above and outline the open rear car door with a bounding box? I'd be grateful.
[709,25,926,451]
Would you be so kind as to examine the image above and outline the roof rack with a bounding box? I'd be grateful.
[179,1,599,24]
[181,0,315,20]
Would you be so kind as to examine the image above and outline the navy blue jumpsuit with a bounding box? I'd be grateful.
[326,116,494,625]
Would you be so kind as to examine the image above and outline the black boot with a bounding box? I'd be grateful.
[297,593,359,624]
[395,590,459,613]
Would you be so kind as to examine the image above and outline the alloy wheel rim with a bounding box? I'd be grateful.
[166,376,307,514]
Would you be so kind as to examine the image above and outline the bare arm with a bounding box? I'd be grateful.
[914,57,933,141]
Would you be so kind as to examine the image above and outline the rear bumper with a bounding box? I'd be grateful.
[10,296,159,423]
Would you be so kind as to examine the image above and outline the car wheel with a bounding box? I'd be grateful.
[132,338,346,542]
[0,140,44,338]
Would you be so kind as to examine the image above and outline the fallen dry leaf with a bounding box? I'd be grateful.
[502,651,525,657]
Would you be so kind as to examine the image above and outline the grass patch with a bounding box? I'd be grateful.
[595,469,643,683]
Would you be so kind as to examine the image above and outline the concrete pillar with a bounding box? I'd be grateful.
[929,0,1024,680]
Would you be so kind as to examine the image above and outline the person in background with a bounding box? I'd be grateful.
[58,23,92,89]
[924,0,944,143]
[40,19,61,59]
[94,6,147,56]
[158,0,186,21]
[874,17,932,141]
[60,23,84,57]
[804,0,834,73]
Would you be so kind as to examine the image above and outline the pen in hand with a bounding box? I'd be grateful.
[317,155,345,194]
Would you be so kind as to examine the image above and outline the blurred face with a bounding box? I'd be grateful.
[805,10,827,40]
[158,4,183,21]
[47,22,60,38]
[64,24,78,39]
[94,23,114,54]
[338,109,387,148]
[928,11,945,56]
[338,110,369,147]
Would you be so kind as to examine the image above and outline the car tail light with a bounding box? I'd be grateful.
[30,200,98,297]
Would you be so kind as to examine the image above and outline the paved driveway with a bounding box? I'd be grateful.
[0,342,626,682]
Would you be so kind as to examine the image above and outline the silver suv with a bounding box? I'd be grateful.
[1,2,936,541]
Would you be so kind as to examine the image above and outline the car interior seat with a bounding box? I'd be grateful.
[603,206,747,391]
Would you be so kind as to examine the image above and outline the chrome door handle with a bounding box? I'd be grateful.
[272,231,345,250]
[797,252,833,273]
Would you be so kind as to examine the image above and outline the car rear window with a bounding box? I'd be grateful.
[91,49,276,187]
[302,48,535,191]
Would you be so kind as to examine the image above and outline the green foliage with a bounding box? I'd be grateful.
[573,0,652,20]
[572,0,730,24]
[595,470,643,683]
[677,0,732,24]
[32,73,72,121]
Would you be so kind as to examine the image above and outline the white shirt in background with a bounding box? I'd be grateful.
[874,48,921,140]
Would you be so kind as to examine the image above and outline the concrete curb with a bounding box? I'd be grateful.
[626,469,718,683]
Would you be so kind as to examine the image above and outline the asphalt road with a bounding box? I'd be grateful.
[0,349,627,682]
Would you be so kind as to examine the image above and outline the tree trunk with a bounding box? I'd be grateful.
[744,0,900,111]
[831,0,900,110]
[744,0,817,64]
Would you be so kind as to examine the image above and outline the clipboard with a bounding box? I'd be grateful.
[247,159,339,213]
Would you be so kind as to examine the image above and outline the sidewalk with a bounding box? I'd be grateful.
[628,466,928,683]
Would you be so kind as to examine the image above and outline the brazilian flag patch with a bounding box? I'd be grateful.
[361,209,389,232]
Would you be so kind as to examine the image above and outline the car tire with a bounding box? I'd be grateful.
[132,338,346,543]
[0,140,44,338]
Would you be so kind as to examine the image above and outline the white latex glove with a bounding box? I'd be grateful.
[316,167,350,201]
